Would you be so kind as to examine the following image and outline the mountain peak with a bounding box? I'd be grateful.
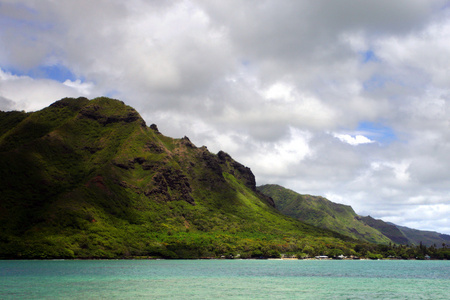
[78,97,146,127]
[49,96,90,110]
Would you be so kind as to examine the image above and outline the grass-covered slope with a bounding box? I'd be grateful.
[0,97,359,259]
[257,184,394,244]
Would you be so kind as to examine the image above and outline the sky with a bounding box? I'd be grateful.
[1,0,450,235]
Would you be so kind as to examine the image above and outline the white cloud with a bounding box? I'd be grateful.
[244,127,312,177]
[262,82,296,103]
[0,69,98,111]
[375,11,450,88]
[63,79,94,95]
[383,204,450,234]
[370,161,411,184]
[333,133,375,145]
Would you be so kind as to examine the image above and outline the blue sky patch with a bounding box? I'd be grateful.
[356,121,396,144]
[37,64,77,82]
[361,50,378,63]
[2,64,78,83]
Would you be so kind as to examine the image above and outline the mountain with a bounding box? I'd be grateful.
[357,214,450,247]
[257,184,393,244]
[392,224,450,247]
[0,97,360,259]
[357,216,408,244]
[258,184,450,248]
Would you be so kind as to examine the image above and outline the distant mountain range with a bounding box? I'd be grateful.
[258,184,450,247]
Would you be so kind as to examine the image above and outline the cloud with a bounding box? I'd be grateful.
[0,68,98,111]
[333,133,375,146]
[0,95,15,111]
[63,79,94,95]
[1,0,450,234]
[242,127,312,177]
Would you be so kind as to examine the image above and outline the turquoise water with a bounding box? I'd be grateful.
[1,259,449,299]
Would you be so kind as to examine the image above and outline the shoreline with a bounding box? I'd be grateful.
[1,256,446,261]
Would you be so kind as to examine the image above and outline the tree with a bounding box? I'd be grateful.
[327,248,344,258]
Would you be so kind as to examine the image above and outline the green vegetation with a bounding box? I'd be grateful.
[352,242,450,260]
[0,97,448,260]
[257,184,393,244]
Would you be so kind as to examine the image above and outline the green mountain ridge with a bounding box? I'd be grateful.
[0,97,359,259]
[392,223,450,247]
[357,216,409,245]
[257,184,392,244]
[258,184,449,247]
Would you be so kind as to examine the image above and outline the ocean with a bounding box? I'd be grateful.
[1,259,448,299]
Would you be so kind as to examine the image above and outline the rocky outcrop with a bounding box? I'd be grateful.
[145,142,164,153]
[218,151,256,190]
[80,105,142,125]
[180,136,195,148]
[49,97,90,110]
[202,151,223,177]
[113,157,146,170]
[79,99,146,127]
[145,167,194,205]
[150,124,160,133]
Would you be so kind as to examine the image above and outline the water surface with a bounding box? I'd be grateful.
[1,259,448,299]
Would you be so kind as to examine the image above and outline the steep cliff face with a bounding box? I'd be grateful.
[0,97,349,259]
[217,150,275,207]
